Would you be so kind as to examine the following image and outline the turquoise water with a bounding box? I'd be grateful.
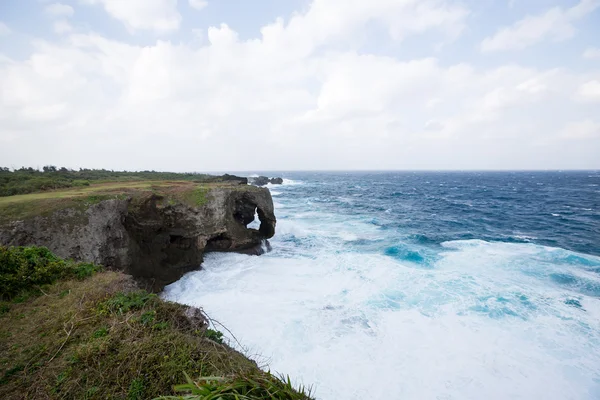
[164,172,600,400]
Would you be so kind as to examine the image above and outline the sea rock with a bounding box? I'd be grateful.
[250,176,270,186]
[249,176,283,186]
[214,174,248,185]
[0,186,275,291]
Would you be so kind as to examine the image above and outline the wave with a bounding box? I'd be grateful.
[164,172,600,399]
[164,238,600,399]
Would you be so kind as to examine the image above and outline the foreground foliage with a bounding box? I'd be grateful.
[0,246,100,300]
[0,247,312,400]
[158,372,313,400]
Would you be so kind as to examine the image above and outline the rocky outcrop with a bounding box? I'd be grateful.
[0,186,275,290]
[205,174,248,185]
[249,176,283,186]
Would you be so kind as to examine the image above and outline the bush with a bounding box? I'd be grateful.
[204,328,225,344]
[72,179,90,187]
[0,246,102,300]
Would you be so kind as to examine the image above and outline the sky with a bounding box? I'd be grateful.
[0,0,599,172]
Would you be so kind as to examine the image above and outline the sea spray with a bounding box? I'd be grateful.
[164,171,600,400]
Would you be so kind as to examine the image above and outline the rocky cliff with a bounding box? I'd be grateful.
[0,184,275,290]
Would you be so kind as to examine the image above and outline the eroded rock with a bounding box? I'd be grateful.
[249,176,284,186]
[0,186,276,291]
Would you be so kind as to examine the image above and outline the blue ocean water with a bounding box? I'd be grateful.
[164,172,600,400]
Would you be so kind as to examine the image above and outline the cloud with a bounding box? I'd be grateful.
[82,0,181,33]
[53,20,73,34]
[481,0,600,52]
[0,0,598,170]
[560,120,600,140]
[0,22,11,36]
[583,47,600,59]
[45,3,75,18]
[189,0,208,11]
[577,80,600,101]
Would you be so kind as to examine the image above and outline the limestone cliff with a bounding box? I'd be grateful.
[0,185,275,290]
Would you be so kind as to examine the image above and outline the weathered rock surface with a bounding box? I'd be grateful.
[249,176,284,186]
[0,186,275,290]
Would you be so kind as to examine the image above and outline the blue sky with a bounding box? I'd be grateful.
[0,0,599,170]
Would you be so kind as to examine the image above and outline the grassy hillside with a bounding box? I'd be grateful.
[0,180,247,224]
[0,246,312,400]
[0,167,243,197]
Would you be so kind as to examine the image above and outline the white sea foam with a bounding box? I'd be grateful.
[164,235,600,400]
[163,179,600,400]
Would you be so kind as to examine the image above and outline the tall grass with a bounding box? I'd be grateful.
[157,372,313,400]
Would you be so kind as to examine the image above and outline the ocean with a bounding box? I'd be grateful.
[163,171,600,400]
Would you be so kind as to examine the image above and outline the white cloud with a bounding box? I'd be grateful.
[481,0,600,52]
[53,20,73,34]
[0,22,11,36]
[577,80,600,101]
[189,0,208,11]
[45,3,75,17]
[583,47,600,59]
[82,0,181,33]
[560,120,600,140]
[0,0,598,170]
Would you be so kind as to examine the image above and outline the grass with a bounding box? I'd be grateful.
[0,167,233,197]
[182,187,209,207]
[0,247,312,400]
[0,182,159,205]
[158,372,313,400]
[0,181,219,224]
[0,180,266,224]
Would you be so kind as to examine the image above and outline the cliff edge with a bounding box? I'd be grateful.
[0,181,276,290]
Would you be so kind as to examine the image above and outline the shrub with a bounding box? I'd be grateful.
[0,246,102,300]
[204,328,225,344]
[72,179,90,187]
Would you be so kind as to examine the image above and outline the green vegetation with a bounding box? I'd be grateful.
[0,247,312,399]
[0,166,244,197]
[159,372,313,400]
[183,187,209,207]
[0,181,215,224]
[0,246,101,300]
[204,328,225,344]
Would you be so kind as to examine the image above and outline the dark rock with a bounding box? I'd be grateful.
[219,174,248,185]
[249,176,283,186]
[250,176,270,186]
[0,186,276,291]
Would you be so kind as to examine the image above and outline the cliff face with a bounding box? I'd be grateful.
[0,185,275,290]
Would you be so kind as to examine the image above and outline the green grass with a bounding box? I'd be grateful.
[0,181,168,206]
[157,372,313,400]
[0,181,220,224]
[0,167,230,197]
[0,247,312,400]
[182,187,209,207]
